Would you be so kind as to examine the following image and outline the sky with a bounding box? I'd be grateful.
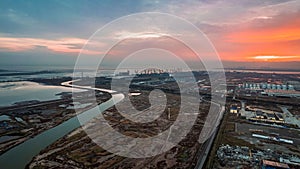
[0,0,300,69]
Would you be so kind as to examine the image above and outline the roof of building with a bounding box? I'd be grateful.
[256,110,264,116]
[262,160,289,169]
[276,113,284,119]
[231,106,237,110]
[266,113,276,118]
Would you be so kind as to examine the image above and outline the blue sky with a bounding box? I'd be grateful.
[0,0,143,37]
[0,0,300,69]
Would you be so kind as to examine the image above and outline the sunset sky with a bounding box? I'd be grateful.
[0,0,300,69]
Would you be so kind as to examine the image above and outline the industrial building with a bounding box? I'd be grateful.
[240,83,295,91]
[217,145,298,168]
[250,110,286,124]
[265,113,276,121]
[262,160,290,169]
[255,110,265,119]
[275,113,284,121]
[230,105,238,113]
[238,82,300,98]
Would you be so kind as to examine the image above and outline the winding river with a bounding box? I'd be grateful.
[0,80,124,169]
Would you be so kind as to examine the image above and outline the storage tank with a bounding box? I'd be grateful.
[245,83,249,88]
[282,85,287,90]
[276,84,281,90]
[288,85,294,90]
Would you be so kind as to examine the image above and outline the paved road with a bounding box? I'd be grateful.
[280,106,300,128]
[194,97,225,169]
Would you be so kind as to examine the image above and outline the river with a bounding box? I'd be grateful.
[0,81,124,169]
[0,81,85,107]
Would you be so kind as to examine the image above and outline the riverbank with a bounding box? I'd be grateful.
[0,89,111,155]
[0,78,114,169]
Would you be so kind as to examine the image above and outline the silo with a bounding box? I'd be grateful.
[282,85,287,90]
[276,84,281,90]
[288,85,294,90]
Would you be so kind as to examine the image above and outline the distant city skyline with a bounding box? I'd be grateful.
[0,0,300,69]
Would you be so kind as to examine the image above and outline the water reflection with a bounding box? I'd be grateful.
[0,81,84,107]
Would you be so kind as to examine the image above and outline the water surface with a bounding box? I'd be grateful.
[0,81,84,107]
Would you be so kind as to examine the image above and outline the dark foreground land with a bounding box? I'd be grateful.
[28,91,212,169]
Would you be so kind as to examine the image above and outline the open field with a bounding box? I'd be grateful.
[27,92,212,169]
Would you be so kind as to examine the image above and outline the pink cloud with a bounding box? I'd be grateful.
[102,36,211,61]
[0,37,103,55]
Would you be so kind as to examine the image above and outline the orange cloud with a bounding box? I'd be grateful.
[214,39,300,62]
[225,27,300,43]
[249,55,300,62]
[210,15,300,62]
